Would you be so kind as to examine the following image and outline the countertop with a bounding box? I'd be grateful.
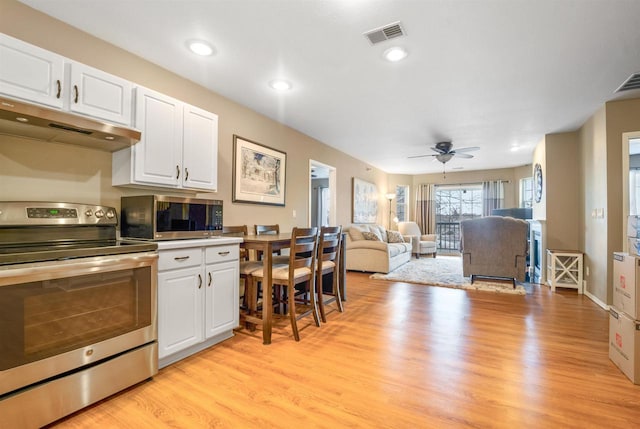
[156,237,243,250]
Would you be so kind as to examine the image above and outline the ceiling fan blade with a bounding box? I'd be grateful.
[408,154,437,159]
[430,146,445,154]
[454,152,474,159]
[453,146,480,153]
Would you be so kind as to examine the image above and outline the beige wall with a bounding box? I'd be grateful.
[412,166,522,207]
[0,0,389,231]
[579,106,611,303]
[545,132,580,251]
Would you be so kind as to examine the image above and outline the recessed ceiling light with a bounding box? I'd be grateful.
[269,80,292,91]
[383,47,408,62]
[187,40,214,56]
[16,117,28,123]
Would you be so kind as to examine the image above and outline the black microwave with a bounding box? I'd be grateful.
[120,195,223,240]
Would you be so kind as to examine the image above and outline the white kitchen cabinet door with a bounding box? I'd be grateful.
[205,260,239,339]
[133,87,183,187]
[182,104,218,191]
[67,62,132,125]
[0,33,64,109]
[157,267,204,359]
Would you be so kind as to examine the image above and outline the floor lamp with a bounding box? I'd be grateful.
[385,193,396,230]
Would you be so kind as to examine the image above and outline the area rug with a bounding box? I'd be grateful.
[370,257,527,295]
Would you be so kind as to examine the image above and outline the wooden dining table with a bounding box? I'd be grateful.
[240,233,292,345]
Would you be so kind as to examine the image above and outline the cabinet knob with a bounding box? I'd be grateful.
[56,80,61,99]
[198,274,203,289]
[176,165,180,180]
[73,85,79,103]
[208,272,212,287]
[185,168,189,181]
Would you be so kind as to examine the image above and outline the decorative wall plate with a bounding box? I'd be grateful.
[534,163,543,203]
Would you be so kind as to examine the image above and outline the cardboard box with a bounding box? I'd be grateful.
[628,216,640,238]
[629,238,640,256]
[613,252,640,319]
[609,306,640,384]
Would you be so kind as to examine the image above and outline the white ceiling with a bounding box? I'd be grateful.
[19,0,640,175]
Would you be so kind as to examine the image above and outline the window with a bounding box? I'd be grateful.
[519,177,533,208]
[395,185,409,222]
[435,184,483,251]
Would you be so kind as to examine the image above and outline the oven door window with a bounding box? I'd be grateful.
[0,267,152,370]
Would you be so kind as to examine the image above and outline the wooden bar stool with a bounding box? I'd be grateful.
[254,224,289,264]
[250,227,319,341]
[316,226,344,323]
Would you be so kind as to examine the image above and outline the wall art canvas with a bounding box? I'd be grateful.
[233,135,286,206]
[352,177,378,223]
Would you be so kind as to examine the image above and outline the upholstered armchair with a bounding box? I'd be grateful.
[460,216,528,284]
[397,221,437,258]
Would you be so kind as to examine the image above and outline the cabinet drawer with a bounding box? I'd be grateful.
[205,245,239,264]
[159,247,202,271]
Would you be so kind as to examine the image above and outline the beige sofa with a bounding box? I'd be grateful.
[344,224,412,273]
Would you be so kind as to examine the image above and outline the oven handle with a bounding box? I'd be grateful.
[0,252,158,287]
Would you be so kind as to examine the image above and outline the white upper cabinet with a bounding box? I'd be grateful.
[183,104,218,191]
[132,87,183,187]
[113,86,218,192]
[67,63,133,126]
[0,33,65,109]
[0,33,133,126]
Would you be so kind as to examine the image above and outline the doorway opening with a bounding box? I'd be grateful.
[309,160,336,228]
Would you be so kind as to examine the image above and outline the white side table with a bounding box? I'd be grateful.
[546,249,583,293]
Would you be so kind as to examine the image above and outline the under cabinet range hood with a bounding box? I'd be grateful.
[0,97,141,151]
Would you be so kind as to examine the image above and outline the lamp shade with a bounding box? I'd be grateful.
[385,193,396,200]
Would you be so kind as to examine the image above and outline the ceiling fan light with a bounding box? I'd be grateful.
[436,153,453,164]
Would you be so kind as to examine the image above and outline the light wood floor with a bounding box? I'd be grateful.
[48,271,640,428]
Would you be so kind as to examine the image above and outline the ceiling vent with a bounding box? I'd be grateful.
[616,72,640,93]
[364,21,406,45]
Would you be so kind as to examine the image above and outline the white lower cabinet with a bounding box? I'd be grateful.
[157,240,240,368]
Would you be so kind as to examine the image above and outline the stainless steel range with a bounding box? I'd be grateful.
[0,201,159,428]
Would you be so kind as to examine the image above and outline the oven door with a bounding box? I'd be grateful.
[0,252,157,397]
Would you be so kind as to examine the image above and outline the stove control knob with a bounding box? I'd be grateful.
[95,209,105,218]
[84,209,93,217]
[106,209,116,219]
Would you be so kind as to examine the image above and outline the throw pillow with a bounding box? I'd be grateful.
[387,230,405,243]
[362,231,382,241]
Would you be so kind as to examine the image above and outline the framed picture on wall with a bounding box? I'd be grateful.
[352,177,378,223]
[232,135,286,206]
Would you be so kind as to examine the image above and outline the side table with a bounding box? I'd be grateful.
[546,249,584,293]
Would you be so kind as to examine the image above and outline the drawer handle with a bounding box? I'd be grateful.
[218,251,230,256]
[174,256,190,261]
[198,274,203,289]
[56,80,61,99]
[208,272,212,287]
[73,85,79,103]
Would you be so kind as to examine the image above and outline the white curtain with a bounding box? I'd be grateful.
[415,183,436,234]
[482,180,505,216]
[631,170,640,215]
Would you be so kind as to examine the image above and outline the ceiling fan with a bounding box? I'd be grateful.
[408,141,480,164]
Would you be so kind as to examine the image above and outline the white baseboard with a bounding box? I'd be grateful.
[584,285,609,311]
